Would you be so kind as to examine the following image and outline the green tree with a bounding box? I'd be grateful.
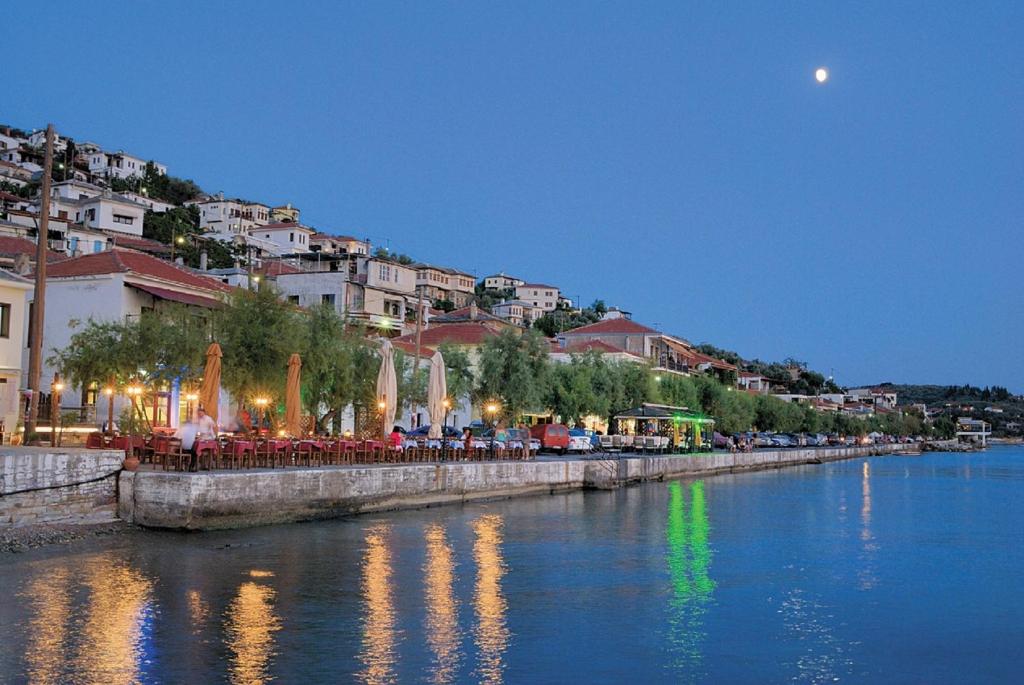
[214,286,303,410]
[438,343,475,407]
[475,328,550,422]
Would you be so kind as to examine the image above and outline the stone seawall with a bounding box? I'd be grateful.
[120,444,913,531]
[1,448,124,527]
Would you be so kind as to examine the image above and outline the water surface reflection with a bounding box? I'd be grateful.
[225,577,280,685]
[358,524,398,685]
[473,514,509,685]
[665,480,715,681]
[424,523,461,684]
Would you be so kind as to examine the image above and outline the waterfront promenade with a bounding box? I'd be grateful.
[117,443,920,530]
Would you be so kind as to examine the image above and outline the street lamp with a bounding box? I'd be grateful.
[50,376,64,447]
[486,402,499,460]
[441,398,451,462]
[104,386,115,436]
[378,397,387,441]
[254,397,270,434]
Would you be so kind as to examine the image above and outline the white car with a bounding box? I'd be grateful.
[569,435,593,453]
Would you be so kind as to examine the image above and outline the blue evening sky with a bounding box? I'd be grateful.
[5,2,1022,390]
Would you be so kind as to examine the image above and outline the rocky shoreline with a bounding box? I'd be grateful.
[0,520,135,554]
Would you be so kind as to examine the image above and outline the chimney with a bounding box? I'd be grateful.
[199,250,208,271]
[218,191,225,201]
[469,302,478,320]
[175,257,184,266]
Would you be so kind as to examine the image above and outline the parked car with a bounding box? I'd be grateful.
[713,431,730,449]
[406,424,463,438]
[754,432,774,447]
[770,434,793,447]
[529,423,571,454]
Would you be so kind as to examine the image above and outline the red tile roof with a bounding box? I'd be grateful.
[0,190,25,203]
[393,323,499,348]
[560,318,660,336]
[561,340,634,355]
[46,250,232,292]
[104,233,171,254]
[259,260,304,276]
[517,283,558,290]
[0,236,65,262]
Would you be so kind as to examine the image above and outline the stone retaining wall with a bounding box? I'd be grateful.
[1,448,124,527]
[120,444,912,531]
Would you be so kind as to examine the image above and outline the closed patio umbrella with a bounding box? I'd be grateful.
[376,339,398,438]
[427,350,447,439]
[199,342,222,423]
[285,353,302,436]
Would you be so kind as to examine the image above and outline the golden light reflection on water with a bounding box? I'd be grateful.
[358,525,398,685]
[859,461,878,590]
[22,566,71,685]
[424,524,461,684]
[472,514,509,685]
[225,579,281,685]
[76,557,155,684]
[188,589,210,634]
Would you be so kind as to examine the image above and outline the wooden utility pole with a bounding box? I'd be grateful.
[25,124,55,441]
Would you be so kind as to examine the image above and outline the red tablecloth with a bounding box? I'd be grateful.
[194,439,220,453]
[267,439,291,451]
[228,440,255,453]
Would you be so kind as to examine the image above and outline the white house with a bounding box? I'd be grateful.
[310,233,371,256]
[737,372,770,394]
[88,150,165,180]
[38,250,232,427]
[275,270,350,315]
[121,191,175,214]
[28,130,69,152]
[250,222,315,254]
[49,190,147,237]
[0,132,26,151]
[491,299,538,326]
[0,270,31,437]
[483,272,523,291]
[193,196,271,234]
[514,282,560,312]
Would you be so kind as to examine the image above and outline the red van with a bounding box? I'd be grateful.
[529,423,571,454]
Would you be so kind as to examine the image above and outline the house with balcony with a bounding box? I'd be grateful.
[556,318,736,380]
[491,299,539,327]
[192,195,271,234]
[514,282,560,312]
[483,272,523,292]
[250,222,314,254]
[88,150,165,181]
[414,264,476,308]
[0,160,32,188]
[38,250,231,427]
[737,371,770,394]
[310,233,371,256]
[956,418,991,446]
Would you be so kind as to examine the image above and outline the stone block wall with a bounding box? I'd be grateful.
[1,448,124,527]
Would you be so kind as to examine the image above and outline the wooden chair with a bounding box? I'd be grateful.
[157,438,186,471]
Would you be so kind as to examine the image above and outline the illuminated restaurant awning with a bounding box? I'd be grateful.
[614,403,713,424]
[127,283,224,309]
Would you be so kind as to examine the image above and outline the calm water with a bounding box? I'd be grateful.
[1,447,1022,684]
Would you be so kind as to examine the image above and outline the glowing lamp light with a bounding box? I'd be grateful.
[53,382,65,392]
[343,430,353,438]
[277,429,287,437]
[176,236,185,245]
[185,392,199,402]
[377,400,387,411]
[104,387,114,396]
[486,403,498,416]
[654,375,662,382]
[254,397,269,407]
[252,275,261,283]
[442,398,451,409]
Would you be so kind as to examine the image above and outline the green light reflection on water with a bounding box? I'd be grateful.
[665,480,715,681]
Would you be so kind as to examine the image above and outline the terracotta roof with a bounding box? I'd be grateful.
[517,283,558,290]
[0,190,25,203]
[393,323,499,348]
[738,371,764,379]
[0,236,64,262]
[104,233,171,254]
[561,340,636,355]
[259,260,304,276]
[689,350,737,371]
[46,250,232,292]
[560,318,660,336]
[431,305,507,324]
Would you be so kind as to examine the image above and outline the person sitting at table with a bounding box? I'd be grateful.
[389,426,403,450]
[101,418,119,434]
[175,418,200,471]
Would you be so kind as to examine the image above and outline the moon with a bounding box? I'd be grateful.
[815,67,829,83]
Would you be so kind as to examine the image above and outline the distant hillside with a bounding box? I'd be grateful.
[869,383,1018,406]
